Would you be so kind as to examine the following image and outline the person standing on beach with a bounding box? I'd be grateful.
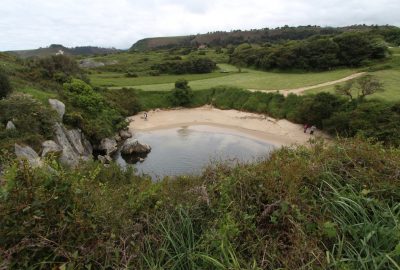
[304,124,309,133]
[144,112,147,120]
[310,125,316,135]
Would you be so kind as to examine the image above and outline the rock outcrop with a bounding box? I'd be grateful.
[6,121,16,130]
[15,144,42,167]
[54,123,92,167]
[119,129,133,140]
[99,138,118,156]
[121,138,151,155]
[48,99,65,119]
[41,140,62,157]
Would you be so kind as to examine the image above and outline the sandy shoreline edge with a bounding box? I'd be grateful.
[128,106,328,147]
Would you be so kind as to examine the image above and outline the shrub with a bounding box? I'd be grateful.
[170,79,193,106]
[62,79,126,142]
[103,88,142,116]
[0,94,57,151]
[0,70,12,99]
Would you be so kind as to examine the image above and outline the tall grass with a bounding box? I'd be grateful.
[322,180,400,269]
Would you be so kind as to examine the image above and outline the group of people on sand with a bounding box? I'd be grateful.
[304,124,316,135]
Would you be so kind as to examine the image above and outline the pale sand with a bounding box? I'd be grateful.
[128,106,328,147]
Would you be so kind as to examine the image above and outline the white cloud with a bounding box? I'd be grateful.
[0,0,399,50]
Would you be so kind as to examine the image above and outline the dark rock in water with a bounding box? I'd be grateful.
[15,143,42,167]
[41,140,62,157]
[99,138,118,156]
[48,99,65,119]
[6,121,16,130]
[121,138,151,155]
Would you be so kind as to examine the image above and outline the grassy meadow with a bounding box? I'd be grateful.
[90,63,359,91]
[306,48,400,101]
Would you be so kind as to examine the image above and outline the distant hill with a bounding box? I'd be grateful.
[130,25,400,51]
[6,44,121,58]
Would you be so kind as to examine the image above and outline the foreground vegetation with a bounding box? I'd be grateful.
[1,137,399,269]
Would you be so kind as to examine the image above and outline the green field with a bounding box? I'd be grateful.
[93,64,358,91]
[87,48,400,101]
[306,50,400,101]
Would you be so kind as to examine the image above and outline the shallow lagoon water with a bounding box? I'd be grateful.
[115,125,275,180]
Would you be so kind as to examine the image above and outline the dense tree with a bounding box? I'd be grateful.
[153,58,217,74]
[230,33,388,71]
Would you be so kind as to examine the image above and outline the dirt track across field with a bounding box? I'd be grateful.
[248,72,365,96]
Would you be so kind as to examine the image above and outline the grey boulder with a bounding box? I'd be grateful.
[121,138,151,155]
[54,123,92,167]
[6,121,16,130]
[119,129,133,140]
[41,140,62,157]
[15,144,42,167]
[48,99,66,119]
[99,138,118,156]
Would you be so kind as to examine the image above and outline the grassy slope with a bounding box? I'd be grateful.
[306,48,400,101]
[105,64,358,91]
[0,53,59,103]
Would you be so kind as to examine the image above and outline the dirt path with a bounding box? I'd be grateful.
[248,72,365,96]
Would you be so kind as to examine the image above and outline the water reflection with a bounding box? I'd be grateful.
[115,125,275,180]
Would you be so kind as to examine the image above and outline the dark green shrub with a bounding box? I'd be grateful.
[0,70,12,99]
[62,79,126,142]
[0,94,57,150]
[170,79,193,106]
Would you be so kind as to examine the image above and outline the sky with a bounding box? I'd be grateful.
[1,0,399,51]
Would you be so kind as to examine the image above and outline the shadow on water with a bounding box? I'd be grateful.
[114,125,275,180]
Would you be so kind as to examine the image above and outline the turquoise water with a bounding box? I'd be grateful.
[115,125,275,180]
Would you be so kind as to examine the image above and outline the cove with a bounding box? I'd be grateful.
[115,125,276,180]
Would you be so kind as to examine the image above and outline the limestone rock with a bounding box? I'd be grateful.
[41,140,62,157]
[6,121,16,130]
[119,129,132,140]
[121,138,151,155]
[15,144,42,167]
[99,138,118,156]
[98,155,112,164]
[54,123,92,167]
[67,129,93,156]
[48,99,66,119]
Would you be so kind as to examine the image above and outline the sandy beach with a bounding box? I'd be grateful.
[128,106,327,146]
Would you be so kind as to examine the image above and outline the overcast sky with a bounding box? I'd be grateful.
[1,0,399,51]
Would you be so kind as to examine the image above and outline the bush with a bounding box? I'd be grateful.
[62,79,126,142]
[1,138,399,268]
[0,94,57,151]
[170,79,193,106]
[0,70,12,99]
[103,88,142,116]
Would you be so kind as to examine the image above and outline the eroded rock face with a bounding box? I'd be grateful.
[67,129,93,156]
[6,121,16,130]
[54,123,92,167]
[99,138,118,156]
[48,99,66,119]
[41,140,62,157]
[15,144,42,167]
[121,138,151,155]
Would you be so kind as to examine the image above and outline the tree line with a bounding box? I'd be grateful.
[229,32,388,71]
